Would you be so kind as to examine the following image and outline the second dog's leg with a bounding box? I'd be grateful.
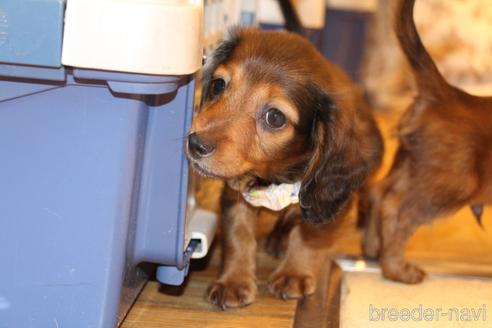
[207,190,258,308]
[361,183,383,259]
[378,151,474,284]
[379,187,427,284]
[362,148,407,259]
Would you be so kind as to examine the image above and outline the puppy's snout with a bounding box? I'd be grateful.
[188,132,215,158]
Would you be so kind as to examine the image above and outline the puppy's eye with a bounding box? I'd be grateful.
[210,78,226,96]
[264,108,286,129]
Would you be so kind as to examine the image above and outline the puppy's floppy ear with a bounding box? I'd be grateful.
[299,85,369,224]
[200,28,240,105]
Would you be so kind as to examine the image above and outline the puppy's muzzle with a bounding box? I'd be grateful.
[187,132,215,159]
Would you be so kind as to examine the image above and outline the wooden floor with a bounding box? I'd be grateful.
[121,111,492,328]
[122,248,298,328]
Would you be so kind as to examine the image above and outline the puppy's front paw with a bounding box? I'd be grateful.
[207,279,257,309]
[382,261,426,284]
[268,272,316,300]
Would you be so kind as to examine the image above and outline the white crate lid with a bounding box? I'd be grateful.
[62,0,203,75]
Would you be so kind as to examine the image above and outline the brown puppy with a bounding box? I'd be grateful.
[363,0,492,284]
[188,28,383,308]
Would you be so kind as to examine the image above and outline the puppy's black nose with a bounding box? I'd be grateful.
[188,132,215,158]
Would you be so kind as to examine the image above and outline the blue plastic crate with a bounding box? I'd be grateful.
[0,69,196,328]
[0,1,199,326]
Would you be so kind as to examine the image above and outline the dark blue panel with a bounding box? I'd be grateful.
[319,9,371,82]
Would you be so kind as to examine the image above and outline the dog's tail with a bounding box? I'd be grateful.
[395,0,450,98]
[277,0,305,35]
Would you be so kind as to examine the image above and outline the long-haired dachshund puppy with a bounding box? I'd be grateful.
[363,0,492,284]
[187,27,383,308]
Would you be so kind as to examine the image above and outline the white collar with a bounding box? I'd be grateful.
[241,181,301,211]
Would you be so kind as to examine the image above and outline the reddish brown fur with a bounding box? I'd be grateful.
[188,28,383,308]
[363,0,492,284]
